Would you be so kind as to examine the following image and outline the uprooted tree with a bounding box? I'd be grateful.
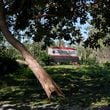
[0,0,89,98]
[0,0,64,98]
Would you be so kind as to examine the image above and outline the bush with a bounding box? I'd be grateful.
[0,46,22,59]
[78,47,97,65]
[38,51,56,66]
[0,57,19,75]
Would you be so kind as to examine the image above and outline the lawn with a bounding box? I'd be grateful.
[0,63,110,109]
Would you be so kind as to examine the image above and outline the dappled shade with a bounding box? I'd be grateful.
[0,64,110,109]
[0,57,19,74]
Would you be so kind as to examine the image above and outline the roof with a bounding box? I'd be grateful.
[48,46,76,50]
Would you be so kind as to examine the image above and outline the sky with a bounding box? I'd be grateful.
[74,13,92,41]
[6,11,93,46]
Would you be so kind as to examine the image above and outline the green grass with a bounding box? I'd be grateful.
[0,63,110,109]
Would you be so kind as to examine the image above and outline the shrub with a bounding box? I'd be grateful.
[0,57,19,75]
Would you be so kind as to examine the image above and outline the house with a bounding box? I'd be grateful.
[47,46,79,64]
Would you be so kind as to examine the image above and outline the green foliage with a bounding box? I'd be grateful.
[0,57,19,74]
[24,43,51,65]
[1,43,109,66]
[0,64,110,109]
[0,42,51,66]
[85,0,110,48]
[78,47,97,65]
[4,0,89,45]
[0,45,22,59]
[0,47,6,58]
[105,62,110,67]
[78,46,110,64]
[0,33,3,42]
[39,51,51,66]
[0,46,20,75]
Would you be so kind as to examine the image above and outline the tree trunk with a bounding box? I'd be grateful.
[0,0,63,98]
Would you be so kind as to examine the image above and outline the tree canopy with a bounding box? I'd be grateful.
[85,0,110,48]
[1,0,110,48]
[3,0,89,47]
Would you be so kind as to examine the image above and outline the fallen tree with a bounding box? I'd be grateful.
[0,0,63,98]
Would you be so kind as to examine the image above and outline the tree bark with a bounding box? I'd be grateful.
[0,0,63,98]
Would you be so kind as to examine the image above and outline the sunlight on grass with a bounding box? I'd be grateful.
[45,64,79,69]
[91,98,109,108]
[0,63,110,109]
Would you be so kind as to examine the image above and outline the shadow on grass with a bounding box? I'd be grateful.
[0,67,48,109]
[0,63,110,109]
[46,64,110,107]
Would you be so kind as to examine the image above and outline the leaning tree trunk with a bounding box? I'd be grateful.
[0,0,63,98]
